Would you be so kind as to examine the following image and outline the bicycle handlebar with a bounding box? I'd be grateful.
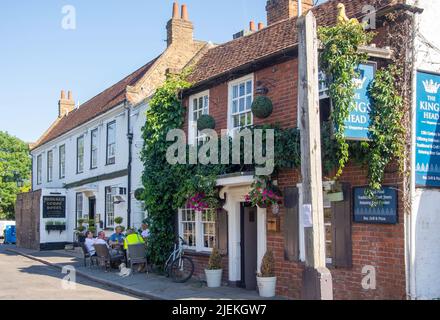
[179,236,187,246]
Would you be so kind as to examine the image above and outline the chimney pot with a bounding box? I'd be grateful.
[258,22,264,30]
[68,90,72,100]
[266,0,313,26]
[181,4,188,21]
[59,89,75,118]
[61,90,66,100]
[172,2,179,19]
[250,21,256,32]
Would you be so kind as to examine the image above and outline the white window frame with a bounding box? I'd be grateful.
[76,192,83,221]
[36,154,42,185]
[188,90,209,146]
[59,144,65,179]
[90,128,99,169]
[227,74,254,135]
[77,135,84,174]
[47,150,53,182]
[178,207,216,253]
[106,121,116,165]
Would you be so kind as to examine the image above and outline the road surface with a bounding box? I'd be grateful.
[0,244,141,300]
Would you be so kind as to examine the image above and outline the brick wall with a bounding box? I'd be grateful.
[186,252,230,284]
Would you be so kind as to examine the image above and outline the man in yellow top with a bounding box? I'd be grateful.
[123,229,145,250]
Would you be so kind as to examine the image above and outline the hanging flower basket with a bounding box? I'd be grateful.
[251,96,273,119]
[245,180,282,209]
[187,193,219,212]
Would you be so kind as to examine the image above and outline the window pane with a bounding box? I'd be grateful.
[246,96,252,110]
[239,97,245,112]
[233,115,239,128]
[233,85,238,99]
[246,81,252,94]
[246,112,252,126]
[239,83,245,97]
[232,100,238,114]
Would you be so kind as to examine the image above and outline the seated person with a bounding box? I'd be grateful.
[123,229,145,250]
[84,231,97,256]
[109,226,125,246]
[140,223,150,240]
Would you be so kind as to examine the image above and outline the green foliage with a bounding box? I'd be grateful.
[245,178,282,208]
[114,216,123,225]
[318,22,374,178]
[174,172,220,210]
[0,131,31,220]
[366,66,405,197]
[251,96,274,119]
[197,114,216,131]
[259,251,275,277]
[141,73,191,267]
[207,248,223,270]
[134,188,145,201]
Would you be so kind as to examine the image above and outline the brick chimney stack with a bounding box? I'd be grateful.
[58,90,75,118]
[266,0,313,26]
[166,1,194,47]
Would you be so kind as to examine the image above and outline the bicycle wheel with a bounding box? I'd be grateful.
[169,256,194,283]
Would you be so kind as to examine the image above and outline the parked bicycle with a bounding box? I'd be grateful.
[165,236,194,283]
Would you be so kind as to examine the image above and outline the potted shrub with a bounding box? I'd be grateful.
[114,216,123,225]
[88,225,96,236]
[257,251,277,298]
[251,96,273,119]
[75,225,86,243]
[205,248,223,288]
[326,181,344,202]
[134,188,145,201]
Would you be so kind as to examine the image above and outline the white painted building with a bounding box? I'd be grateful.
[407,0,440,300]
[28,2,210,249]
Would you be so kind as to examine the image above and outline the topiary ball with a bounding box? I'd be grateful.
[134,188,145,201]
[251,96,273,119]
[197,115,216,131]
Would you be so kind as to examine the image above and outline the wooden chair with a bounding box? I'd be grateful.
[94,244,125,271]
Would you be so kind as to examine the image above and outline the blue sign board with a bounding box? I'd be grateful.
[416,71,440,188]
[343,63,376,140]
[353,187,398,224]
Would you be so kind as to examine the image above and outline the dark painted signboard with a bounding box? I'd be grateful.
[42,196,66,219]
[353,187,397,224]
[416,71,440,188]
[343,63,376,141]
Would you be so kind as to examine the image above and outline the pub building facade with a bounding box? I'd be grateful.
[176,0,439,300]
[17,0,440,300]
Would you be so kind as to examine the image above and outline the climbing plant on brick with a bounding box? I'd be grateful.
[318,21,374,178]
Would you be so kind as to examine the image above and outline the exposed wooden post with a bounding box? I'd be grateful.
[297,11,333,300]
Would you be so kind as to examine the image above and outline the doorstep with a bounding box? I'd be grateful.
[6,246,286,300]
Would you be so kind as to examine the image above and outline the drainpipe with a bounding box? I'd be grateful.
[125,102,133,229]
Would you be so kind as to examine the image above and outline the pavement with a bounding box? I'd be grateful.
[0,244,139,300]
[3,244,281,300]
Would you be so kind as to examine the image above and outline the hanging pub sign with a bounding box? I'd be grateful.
[415,71,440,188]
[353,187,398,224]
[42,196,66,219]
[343,62,376,141]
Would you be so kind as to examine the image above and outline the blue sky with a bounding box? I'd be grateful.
[0,0,325,143]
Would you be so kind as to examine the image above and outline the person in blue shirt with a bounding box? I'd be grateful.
[109,226,125,246]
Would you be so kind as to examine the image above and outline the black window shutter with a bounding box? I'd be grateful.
[331,183,352,268]
[284,186,300,262]
[216,209,228,255]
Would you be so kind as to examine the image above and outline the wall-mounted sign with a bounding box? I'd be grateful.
[415,71,440,188]
[353,187,398,224]
[343,62,376,141]
[42,196,66,219]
